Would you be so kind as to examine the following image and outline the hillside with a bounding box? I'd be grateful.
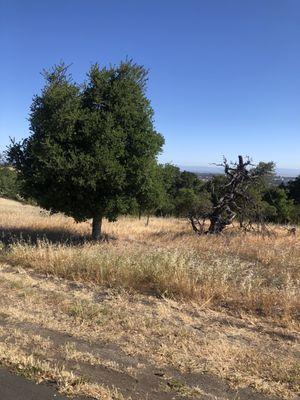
[0,198,299,399]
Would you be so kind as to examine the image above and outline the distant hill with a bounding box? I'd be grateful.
[276,168,300,177]
[180,165,300,177]
[179,165,299,184]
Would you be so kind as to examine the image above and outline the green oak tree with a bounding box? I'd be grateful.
[8,61,164,239]
[135,162,167,224]
[156,164,181,216]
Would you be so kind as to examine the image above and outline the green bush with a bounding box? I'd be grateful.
[0,166,20,200]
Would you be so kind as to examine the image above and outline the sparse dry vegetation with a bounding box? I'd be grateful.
[0,197,299,399]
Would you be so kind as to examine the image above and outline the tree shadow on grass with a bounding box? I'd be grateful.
[0,226,114,246]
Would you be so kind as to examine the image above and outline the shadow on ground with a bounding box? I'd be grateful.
[0,367,88,400]
[0,227,114,246]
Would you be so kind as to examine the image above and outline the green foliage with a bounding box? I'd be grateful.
[156,165,204,216]
[287,176,300,204]
[263,187,294,224]
[231,162,297,226]
[0,166,20,200]
[8,61,164,237]
[178,171,203,194]
[251,161,276,187]
[156,164,181,215]
[135,162,167,216]
[290,204,300,224]
[234,162,276,226]
[175,188,212,219]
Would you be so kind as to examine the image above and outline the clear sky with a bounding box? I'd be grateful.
[1,0,299,170]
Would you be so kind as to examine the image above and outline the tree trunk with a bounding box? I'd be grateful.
[208,216,224,234]
[146,213,150,226]
[92,214,103,240]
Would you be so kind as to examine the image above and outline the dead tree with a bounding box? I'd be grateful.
[189,215,206,235]
[206,156,254,233]
[187,156,270,235]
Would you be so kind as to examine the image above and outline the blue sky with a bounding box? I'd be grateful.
[1,0,299,171]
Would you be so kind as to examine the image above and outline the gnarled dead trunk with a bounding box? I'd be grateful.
[207,156,252,234]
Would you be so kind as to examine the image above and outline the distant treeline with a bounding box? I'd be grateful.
[136,161,300,226]
[1,157,300,225]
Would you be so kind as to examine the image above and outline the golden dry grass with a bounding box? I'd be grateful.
[0,197,299,399]
[0,197,299,326]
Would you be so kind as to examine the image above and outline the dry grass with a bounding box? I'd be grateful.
[0,198,299,326]
[0,264,299,399]
[0,197,299,399]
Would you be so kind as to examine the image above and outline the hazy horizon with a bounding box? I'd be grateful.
[178,164,300,177]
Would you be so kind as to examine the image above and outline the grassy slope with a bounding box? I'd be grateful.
[0,198,299,399]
